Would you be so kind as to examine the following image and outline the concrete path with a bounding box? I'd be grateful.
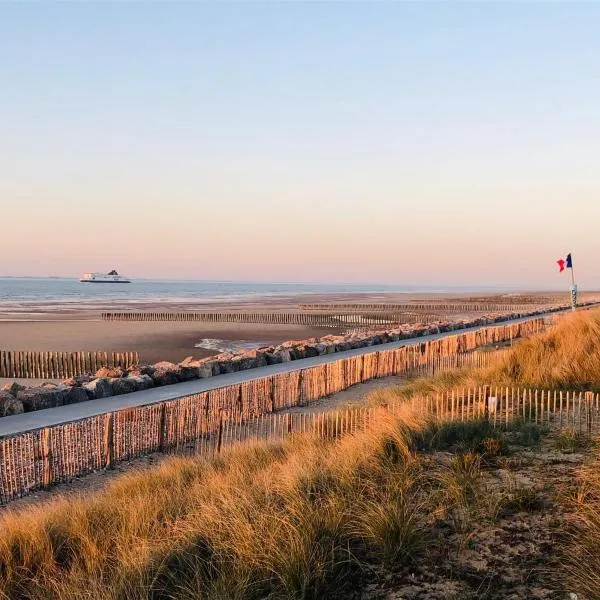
[0,310,563,438]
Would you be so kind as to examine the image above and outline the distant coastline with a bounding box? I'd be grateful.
[0,276,563,306]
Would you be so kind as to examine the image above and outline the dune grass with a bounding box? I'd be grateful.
[560,453,600,599]
[369,308,600,405]
[0,407,540,600]
[1,308,598,599]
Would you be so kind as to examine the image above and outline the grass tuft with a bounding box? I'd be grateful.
[555,427,591,453]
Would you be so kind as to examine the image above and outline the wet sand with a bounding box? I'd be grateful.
[0,290,569,321]
[0,320,336,365]
[0,290,594,370]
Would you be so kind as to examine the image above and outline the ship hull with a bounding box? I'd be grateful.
[80,280,131,283]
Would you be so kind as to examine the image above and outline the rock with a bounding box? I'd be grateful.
[258,345,275,353]
[127,364,155,377]
[62,374,93,387]
[153,370,180,386]
[217,359,237,374]
[2,382,25,397]
[312,343,328,355]
[110,377,139,395]
[65,387,89,405]
[176,358,207,381]
[82,378,113,399]
[291,344,316,359]
[17,387,69,412]
[0,391,14,403]
[151,362,181,386]
[177,366,199,381]
[231,356,255,371]
[95,366,125,378]
[128,374,154,390]
[193,359,216,377]
[253,351,268,367]
[278,349,293,362]
[198,366,213,378]
[264,352,281,365]
[232,350,266,371]
[0,391,24,416]
[153,361,179,371]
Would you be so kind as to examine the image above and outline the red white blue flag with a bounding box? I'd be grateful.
[557,253,572,272]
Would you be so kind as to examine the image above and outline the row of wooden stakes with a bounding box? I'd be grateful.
[0,351,139,379]
[203,387,600,458]
[100,311,434,325]
[298,302,547,312]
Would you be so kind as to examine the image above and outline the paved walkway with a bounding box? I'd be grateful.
[0,310,563,438]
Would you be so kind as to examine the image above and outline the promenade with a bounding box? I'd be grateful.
[0,309,560,438]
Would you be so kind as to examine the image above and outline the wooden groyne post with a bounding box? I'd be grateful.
[0,351,139,379]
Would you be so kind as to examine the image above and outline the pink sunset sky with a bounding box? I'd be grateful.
[1,4,599,288]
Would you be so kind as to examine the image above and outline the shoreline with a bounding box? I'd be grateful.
[0,290,580,318]
[0,291,598,366]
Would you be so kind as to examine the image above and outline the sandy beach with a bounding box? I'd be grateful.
[0,290,594,376]
[0,320,335,365]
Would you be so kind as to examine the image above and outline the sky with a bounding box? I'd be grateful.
[1,3,599,288]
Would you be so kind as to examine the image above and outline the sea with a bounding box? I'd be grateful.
[0,277,484,306]
[0,278,514,354]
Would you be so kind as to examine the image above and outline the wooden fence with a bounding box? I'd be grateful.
[100,311,439,326]
[3,381,597,506]
[298,302,548,312]
[0,318,544,504]
[411,386,600,434]
[0,351,139,379]
[209,386,600,458]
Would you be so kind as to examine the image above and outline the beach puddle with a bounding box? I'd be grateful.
[195,339,269,353]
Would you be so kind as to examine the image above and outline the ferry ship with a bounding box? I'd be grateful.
[80,270,131,283]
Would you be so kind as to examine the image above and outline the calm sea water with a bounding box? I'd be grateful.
[0,277,470,305]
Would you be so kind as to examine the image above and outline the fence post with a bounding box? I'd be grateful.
[483,385,490,421]
[217,410,224,454]
[41,428,53,487]
[104,412,114,469]
[298,369,305,407]
[269,376,276,412]
[158,403,167,452]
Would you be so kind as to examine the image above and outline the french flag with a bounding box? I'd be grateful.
[557,253,572,273]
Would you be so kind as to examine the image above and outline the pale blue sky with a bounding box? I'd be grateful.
[1,3,599,287]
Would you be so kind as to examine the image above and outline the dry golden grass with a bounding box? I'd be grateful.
[0,406,447,600]
[369,308,600,405]
[2,308,598,599]
[0,406,542,600]
[560,453,600,599]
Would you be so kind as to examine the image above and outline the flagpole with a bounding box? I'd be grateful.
[570,262,576,288]
[569,254,577,310]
